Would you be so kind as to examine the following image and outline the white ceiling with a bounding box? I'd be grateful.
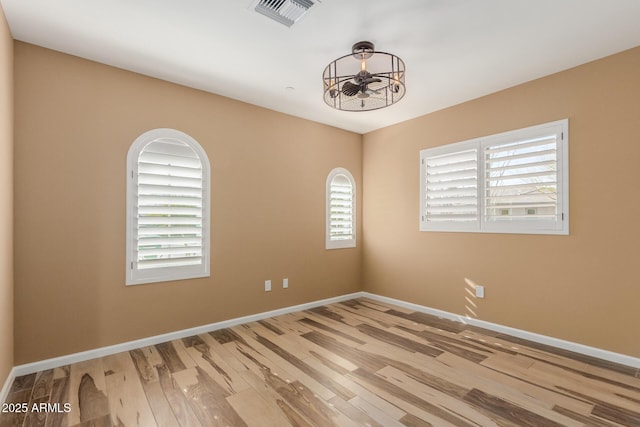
[2,0,640,134]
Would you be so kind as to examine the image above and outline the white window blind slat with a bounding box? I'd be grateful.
[138,184,202,198]
[138,246,202,257]
[138,236,202,246]
[426,168,477,183]
[486,194,556,202]
[486,159,556,173]
[426,204,479,214]
[139,152,202,169]
[138,256,203,269]
[485,148,556,164]
[486,202,557,211]
[138,195,202,207]
[424,149,477,166]
[486,170,556,182]
[138,162,203,178]
[330,214,353,220]
[330,198,353,204]
[426,176,477,190]
[426,214,478,222]
[142,139,201,157]
[485,182,557,194]
[330,184,352,191]
[138,218,201,227]
[425,159,477,175]
[427,196,477,206]
[484,136,556,153]
[425,187,477,199]
[137,226,201,236]
[138,174,203,189]
[330,206,352,213]
[138,206,203,217]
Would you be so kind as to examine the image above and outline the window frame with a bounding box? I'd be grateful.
[126,128,211,286]
[326,167,356,249]
[420,119,569,235]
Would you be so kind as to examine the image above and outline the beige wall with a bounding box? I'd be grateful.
[11,37,640,365]
[363,47,640,357]
[0,4,13,385]
[13,42,362,364]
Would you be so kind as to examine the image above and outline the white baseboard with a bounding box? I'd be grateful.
[7,290,639,384]
[361,292,640,370]
[0,366,16,405]
[12,292,365,377]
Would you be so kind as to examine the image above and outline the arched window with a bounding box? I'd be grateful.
[126,129,210,285]
[326,167,356,249]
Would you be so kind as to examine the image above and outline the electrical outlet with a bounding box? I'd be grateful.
[283,278,288,288]
[265,280,271,292]
[475,285,485,298]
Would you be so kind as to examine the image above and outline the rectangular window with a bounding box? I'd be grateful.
[420,119,568,235]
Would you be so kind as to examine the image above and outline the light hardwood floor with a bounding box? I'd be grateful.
[2,298,639,426]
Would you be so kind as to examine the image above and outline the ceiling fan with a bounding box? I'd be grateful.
[323,41,406,111]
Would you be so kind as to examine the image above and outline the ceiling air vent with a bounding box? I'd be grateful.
[252,0,316,27]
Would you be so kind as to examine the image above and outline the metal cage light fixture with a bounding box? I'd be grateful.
[323,41,406,111]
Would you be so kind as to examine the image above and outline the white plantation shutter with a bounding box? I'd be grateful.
[137,140,203,268]
[127,129,210,285]
[484,135,558,222]
[329,175,354,241]
[420,119,568,235]
[326,168,356,249]
[421,145,479,230]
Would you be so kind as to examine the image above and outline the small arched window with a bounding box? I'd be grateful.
[326,167,356,249]
[126,129,210,285]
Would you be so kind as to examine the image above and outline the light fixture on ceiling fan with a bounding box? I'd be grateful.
[323,41,406,111]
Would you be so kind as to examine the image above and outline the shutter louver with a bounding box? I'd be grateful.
[485,134,558,222]
[329,175,353,241]
[424,148,478,223]
[136,139,203,270]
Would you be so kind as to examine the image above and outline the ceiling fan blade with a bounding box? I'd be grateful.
[342,81,360,97]
[363,77,382,85]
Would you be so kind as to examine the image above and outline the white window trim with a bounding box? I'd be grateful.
[326,167,356,249]
[420,119,569,235]
[126,128,211,285]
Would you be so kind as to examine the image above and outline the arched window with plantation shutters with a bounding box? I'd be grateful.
[126,129,210,285]
[326,167,356,249]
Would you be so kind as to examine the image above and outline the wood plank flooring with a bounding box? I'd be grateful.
[2,297,640,426]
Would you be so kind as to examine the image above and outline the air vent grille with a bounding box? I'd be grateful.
[254,0,315,27]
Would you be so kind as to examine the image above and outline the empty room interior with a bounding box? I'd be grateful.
[1,1,640,426]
